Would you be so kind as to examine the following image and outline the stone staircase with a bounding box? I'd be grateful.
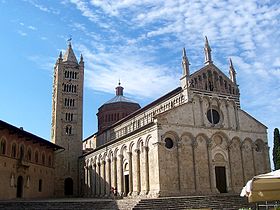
[0,195,255,210]
[115,198,141,210]
[132,194,255,210]
[0,199,116,210]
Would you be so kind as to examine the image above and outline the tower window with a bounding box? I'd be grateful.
[66,125,72,135]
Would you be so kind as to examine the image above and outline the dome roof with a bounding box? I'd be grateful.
[103,82,139,105]
[104,95,138,105]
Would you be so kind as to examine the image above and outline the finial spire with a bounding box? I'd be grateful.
[204,36,213,65]
[118,79,121,86]
[67,35,72,47]
[229,58,237,84]
[63,38,78,63]
[182,47,190,77]
[59,51,62,59]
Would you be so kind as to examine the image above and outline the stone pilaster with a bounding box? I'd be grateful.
[133,149,140,195]
[128,152,133,195]
[118,154,124,196]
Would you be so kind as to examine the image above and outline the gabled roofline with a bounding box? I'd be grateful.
[190,63,238,87]
[239,110,268,129]
[0,120,63,150]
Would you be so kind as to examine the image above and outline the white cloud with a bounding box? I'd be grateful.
[24,0,59,14]
[63,0,280,149]
[77,44,180,99]
[28,25,37,30]
[17,30,27,36]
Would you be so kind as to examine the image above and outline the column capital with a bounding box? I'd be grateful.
[134,148,140,153]
[118,154,124,159]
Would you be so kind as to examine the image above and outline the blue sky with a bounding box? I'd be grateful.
[0,0,279,156]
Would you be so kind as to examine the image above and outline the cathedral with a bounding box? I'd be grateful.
[0,37,270,199]
[80,37,270,198]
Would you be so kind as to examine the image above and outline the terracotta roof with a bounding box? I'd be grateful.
[0,120,63,150]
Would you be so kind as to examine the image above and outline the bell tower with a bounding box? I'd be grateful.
[51,42,84,197]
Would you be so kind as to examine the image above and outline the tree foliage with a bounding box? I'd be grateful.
[273,128,280,170]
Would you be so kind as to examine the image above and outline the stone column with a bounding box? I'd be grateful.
[144,146,150,194]
[88,165,92,196]
[133,149,140,195]
[100,160,106,196]
[96,162,101,196]
[263,145,270,172]
[192,140,198,192]
[106,158,111,196]
[251,146,256,175]
[128,152,133,195]
[240,145,245,185]
[84,166,88,196]
[207,141,214,192]
[234,104,240,130]
[227,145,233,192]
[92,164,96,196]
[117,154,124,195]
[199,98,204,126]
[226,102,231,129]
[113,156,118,189]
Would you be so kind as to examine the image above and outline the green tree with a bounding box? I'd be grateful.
[273,128,280,170]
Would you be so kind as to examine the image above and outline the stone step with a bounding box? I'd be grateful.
[132,194,254,210]
[0,200,117,210]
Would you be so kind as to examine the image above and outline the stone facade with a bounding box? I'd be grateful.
[51,43,84,197]
[0,120,62,199]
[81,37,270,198]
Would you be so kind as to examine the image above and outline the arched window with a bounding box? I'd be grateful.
[19,145,24,160]
[48,155,52,167]
[27,148,32,161]
[0,139,6,155]
[42,153,45,165]
[35,151,39,163]
[11,143,17,158]
[66,125,72,135]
